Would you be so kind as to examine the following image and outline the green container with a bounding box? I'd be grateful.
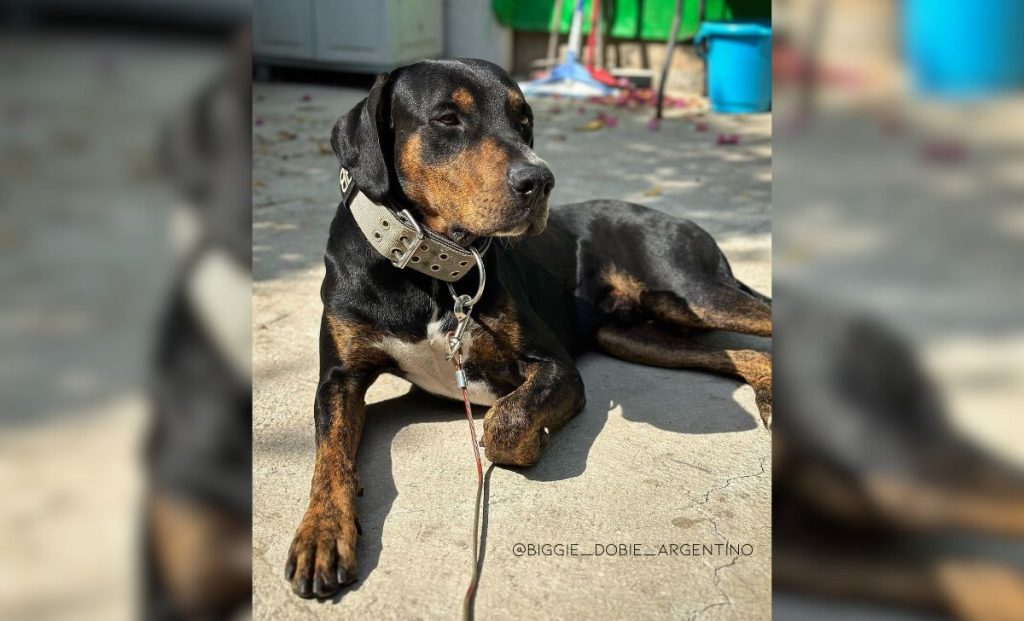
[492,0,770,41]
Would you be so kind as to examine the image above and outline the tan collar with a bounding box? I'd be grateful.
[344,169,487,283]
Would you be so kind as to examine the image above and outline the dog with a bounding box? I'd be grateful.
[285,58,772,599]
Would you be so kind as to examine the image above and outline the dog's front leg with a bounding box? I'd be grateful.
[483,360,586,467]
[285,366,376,599]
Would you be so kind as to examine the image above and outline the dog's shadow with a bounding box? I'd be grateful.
[527,353,760,482]
[331,351,761,601]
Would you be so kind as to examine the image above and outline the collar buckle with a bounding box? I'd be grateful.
[390,209,425,268]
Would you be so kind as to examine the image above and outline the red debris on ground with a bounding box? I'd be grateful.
[583,88,688,110]
[716,133,741,145]
[596,111,619,128]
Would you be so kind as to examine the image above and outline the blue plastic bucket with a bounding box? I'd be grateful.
[695,20,772,114]
[905,0,1024,97]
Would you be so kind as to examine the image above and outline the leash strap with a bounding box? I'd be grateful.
[450,349,484,621]
[442,261,487,619]
[345,169,483,283]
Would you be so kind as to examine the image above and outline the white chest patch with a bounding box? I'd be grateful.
[378,319,499,407]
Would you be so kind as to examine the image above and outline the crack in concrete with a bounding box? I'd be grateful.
[681,457,767,619]
[689,456,768,511]
[688,456,768,545]
[686,554,743,621]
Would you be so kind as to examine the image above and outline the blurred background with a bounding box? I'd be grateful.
[0,1,250,620]
[772,1,1024,620]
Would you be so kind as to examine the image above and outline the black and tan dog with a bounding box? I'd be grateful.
[285,58,772,599]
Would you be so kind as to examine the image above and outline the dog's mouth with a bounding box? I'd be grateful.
[492,221,531,237]
[447,218,546,244]
[483,203,550,238]
[444,198,550,242]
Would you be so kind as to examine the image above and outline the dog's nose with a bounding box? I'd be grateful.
[507,163,554,200]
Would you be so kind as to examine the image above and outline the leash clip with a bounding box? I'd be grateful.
[446,294,474,360]
[445,247,486,360]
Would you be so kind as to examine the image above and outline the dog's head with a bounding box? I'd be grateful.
[332,59,554,240]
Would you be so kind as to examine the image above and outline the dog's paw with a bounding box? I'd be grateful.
[285,503,358,599]
[753,379,772,429]
[482,412,548,467]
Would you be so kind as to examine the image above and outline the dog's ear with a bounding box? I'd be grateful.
[331,72,391,202]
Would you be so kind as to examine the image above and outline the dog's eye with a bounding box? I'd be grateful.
[435,113,460,126]
[520,116,531,126]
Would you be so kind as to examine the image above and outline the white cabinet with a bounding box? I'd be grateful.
[254,0,444,72]
[389,0,443,61]
[252,0,314,60]
[313,0,384,65]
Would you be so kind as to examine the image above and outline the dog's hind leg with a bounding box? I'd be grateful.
[640,285,772,337]
[599,266,770,337]
[596,322,772,427]
[736,279,772,305]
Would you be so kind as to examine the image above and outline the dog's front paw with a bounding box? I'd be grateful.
[482,411,549,467]
[285,501,358,599]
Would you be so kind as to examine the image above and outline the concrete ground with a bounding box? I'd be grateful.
[253,81,771,620]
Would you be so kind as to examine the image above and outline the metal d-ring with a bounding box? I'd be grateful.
[444,246,486,360]
[447,246,486,308]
